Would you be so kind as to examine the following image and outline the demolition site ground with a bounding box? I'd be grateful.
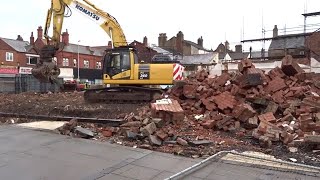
[0,55,320,167]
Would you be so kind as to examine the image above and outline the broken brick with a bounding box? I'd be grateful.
[140,122,157,136]
[233,103,256,122]
[183,84,197,98]
[152,118,165,128]
[212,92,237,110]
[202,100,216,112]
[214,73,231,87]
[149,135,162,146]
[281,55,304,76]
[258,112,277,123]
[266,77,287,93]
[156,130,168,141]
[264,101,278,114]
[176,137,188,146]
[245,116,259,129]
[238,58,255,73]
[201,120,216,129]
[101,130,113,137]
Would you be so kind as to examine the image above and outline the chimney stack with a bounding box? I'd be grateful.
[273,25,278,37]
[176,31,184,55]
[37,26,43,39]
[158,33,167,47]
[143,36,148,47]
[30,32,35,45]
[235,44,242,53]
[224,41,230,51]
[16,35,23,41]
[61,29,69,45]
[197,36,203,47]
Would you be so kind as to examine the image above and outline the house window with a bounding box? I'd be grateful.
[73,59,77,67]
[96,62,101,69]
[84,60,89,68]
[26,54,39,65]
[6,52,13,61]
[63,58,69,67]
[53,57,57,65]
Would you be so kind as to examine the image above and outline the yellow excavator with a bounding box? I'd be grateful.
[32,0,184,102]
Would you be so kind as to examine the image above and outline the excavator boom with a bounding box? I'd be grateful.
[32,0,127,83]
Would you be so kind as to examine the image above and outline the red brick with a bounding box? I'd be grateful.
[234,121,241,129]
[257,120,282,141]
[265,77,287,93]
[245,116,259,129]
[258,112,277,123]
[233,103,256,122]
[214,73,231,86]
[212,92,237,110]
[201,120,216,129]
[102,130,113,137]
[281,132,294,144]
[281,55,304,76]
[272,90,284,104]
[183,84,197,98]
[156,130,168,141]
[268,66,286,79]
[201,98,217,111]
[238,58,255,73]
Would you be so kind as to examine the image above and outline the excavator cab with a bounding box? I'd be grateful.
[103,47,135,81]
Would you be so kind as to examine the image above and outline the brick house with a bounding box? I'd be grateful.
[129,37,157,63]
[0,34,40,76]
[32,26,109,82]
[158,31,212,56]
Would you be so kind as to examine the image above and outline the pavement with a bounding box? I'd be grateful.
[0,125,319,180]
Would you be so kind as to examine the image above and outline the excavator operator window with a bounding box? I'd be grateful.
[106,52,131,77]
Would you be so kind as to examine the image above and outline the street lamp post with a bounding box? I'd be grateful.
[77,40,80,82]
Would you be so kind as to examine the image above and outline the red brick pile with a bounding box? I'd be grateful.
[166,55,320,149]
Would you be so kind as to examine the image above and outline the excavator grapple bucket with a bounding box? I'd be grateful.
[31,62,60,83]
[31,45,60,84]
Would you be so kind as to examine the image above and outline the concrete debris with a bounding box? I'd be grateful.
[149,135,162,146]
[189,140,214,146]
[75,127,94,138]
[176,137,188,146]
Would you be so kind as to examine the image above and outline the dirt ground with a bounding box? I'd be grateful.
[0,92,319,167]
[0,92,145,119]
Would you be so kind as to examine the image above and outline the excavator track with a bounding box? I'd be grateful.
[84,86,164,103]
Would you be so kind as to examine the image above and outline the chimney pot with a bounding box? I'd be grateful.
[273,25,278,37]
[30,32,35,45]
[37,26,43,39]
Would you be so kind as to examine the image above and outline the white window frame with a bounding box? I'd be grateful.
[53,57,57,65]
[96,62,101,69]
[84,60,89,68]
[63,58,69,67]
[73,59,77,67]
[26,54,39,65]
[6,52,13,61]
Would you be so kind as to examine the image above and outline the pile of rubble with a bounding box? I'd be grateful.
[165,55,320,150]
[56,55,319,160]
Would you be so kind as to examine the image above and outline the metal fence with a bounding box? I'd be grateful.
[0,75,62,93]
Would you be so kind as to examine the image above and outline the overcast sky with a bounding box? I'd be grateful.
[1,0,320,52]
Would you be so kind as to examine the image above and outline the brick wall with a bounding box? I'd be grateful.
[0,39,27,67]
[55,51,102,69]
[129,41,157,63]
[306,31,320,60]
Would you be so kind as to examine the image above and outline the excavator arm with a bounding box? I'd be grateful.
[32,0,128,83]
